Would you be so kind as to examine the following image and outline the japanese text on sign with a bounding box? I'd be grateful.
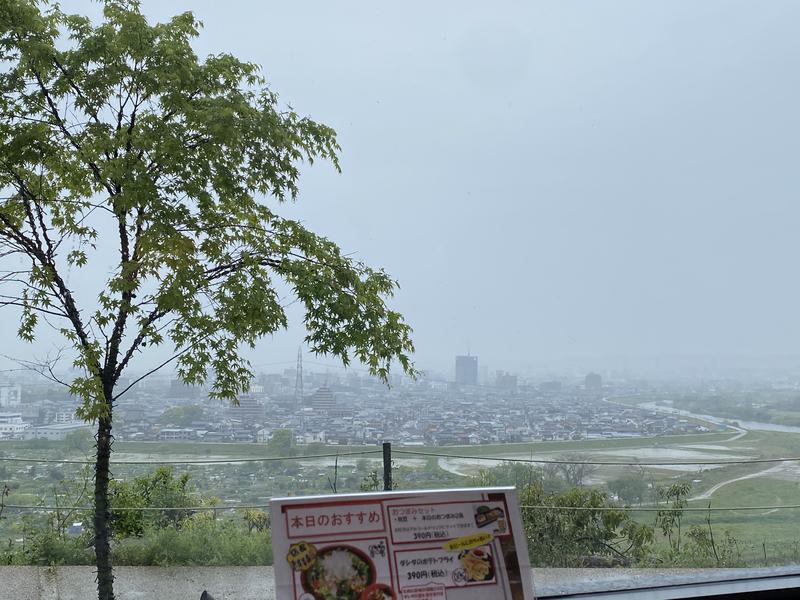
[285,502,384,538]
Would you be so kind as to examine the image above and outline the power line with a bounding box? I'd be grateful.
[3,447,798,467]
[393,449,800,467]
[518,504,800,513]
[0,449,381,465]
[5,503,800,513]
[2,504,269,512]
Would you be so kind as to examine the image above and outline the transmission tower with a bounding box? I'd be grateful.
[294,346,304,409]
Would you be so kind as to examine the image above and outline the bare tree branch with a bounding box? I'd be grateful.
[112,333,213,401]
[3,351,71,388]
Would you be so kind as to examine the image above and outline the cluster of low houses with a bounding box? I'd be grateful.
[0,377,721,445]
[114,387,717,446]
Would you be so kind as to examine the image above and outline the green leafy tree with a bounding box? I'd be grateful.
[158,405,205,427]
[360,461,399,491]
[680,523,741,568]
[554,453,598,487]
[48,466,92,540]
[360,469,382,492]
[0,483,9,521]
[608,473,648,505]
[519,482,653,567]
[266,428,295,455]
[655,482,691,554]
[471,462,541,489]
[109,466,197,538]
[0,2,414,598]
[242,508,270,533]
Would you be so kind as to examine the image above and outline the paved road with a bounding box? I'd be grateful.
[689,463,786,501]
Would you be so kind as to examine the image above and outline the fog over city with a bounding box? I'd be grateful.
[8,3,800,590]
[3,0,800,379]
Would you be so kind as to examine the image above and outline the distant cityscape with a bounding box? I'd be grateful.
[0,353,723,446]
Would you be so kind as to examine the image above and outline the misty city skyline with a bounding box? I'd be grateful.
[3,0,800,379]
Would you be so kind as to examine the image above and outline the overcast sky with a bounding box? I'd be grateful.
[5,0,800,378]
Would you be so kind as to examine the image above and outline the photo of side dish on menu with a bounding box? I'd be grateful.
[474,505,506,533]
[458,547,495,582]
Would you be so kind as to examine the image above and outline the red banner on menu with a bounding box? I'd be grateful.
[271,487,536,600]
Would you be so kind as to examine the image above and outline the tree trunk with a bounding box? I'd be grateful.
[94,414,115,600]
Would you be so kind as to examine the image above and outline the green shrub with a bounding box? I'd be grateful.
[112,517,273,566]
[519,482,653,567]
[110,466,200,538]
[18,531,94,566]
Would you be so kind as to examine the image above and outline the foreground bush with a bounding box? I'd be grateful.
[1,517,272,567]
[113,518,273,566]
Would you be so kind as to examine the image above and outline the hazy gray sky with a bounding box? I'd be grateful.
[5,1,800,377]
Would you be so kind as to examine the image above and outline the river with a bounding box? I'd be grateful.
[635,401,800,434]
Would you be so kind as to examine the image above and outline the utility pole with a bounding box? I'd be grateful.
[382,442,393,491]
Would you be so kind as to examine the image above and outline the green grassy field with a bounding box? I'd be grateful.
[4,422,800,566]
[0,431,739,462]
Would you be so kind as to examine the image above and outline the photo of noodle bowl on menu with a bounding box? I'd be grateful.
[300,545,377,600]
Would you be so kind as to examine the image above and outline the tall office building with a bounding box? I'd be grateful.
[585,372,602,390]
[0,385,21,408]
[455,355,478,386]
[496,371,518,390]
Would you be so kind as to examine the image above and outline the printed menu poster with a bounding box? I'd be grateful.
[271,487,536,600]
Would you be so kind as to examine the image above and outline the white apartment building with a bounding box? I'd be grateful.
[26,422,92,441]
[0,412,30,436]
[0,384,22,408]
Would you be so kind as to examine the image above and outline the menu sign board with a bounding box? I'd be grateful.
[271,487,535,600]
